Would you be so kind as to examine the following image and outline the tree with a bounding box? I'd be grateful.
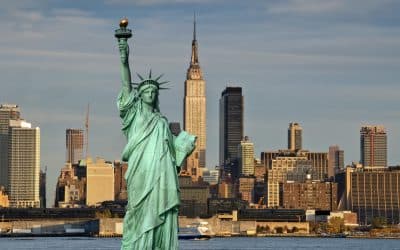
[95,209,112,218]
[371,217,387,229]
[327,216,345,234]
[275,227,283,234]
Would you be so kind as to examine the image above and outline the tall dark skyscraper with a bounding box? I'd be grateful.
[39,169,46,208]
[360,125,387,168]
[288,122,302,151]
[219,87,243,176]
[328,145,344,177]
[66,128,84,164]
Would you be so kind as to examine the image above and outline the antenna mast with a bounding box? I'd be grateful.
[85,103,90,159]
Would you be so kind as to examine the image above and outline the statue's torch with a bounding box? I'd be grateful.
[115,18,132,40]
[115,18,132,64]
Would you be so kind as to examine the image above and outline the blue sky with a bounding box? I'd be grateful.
[1,0,400,205]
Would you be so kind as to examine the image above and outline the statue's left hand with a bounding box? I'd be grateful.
[118,39,129,65]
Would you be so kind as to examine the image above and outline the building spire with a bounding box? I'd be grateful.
[193,11,196,41]
[191,12,199,65]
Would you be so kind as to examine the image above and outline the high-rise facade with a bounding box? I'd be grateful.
[66,128,84,164]
[184,16,206,180]
[219,87,243,175]
[114,160,128,200]
[328,145,344,177]
[282,180,337,211]
[344,166,400,225]
[238,176,255,204]
[237,136,255,176]
[0,104,20,191]
[360,125,387,168]
[8,120,40,208]
[288,122,302,151]
[202,168,219,185]
[307,152,329,180]
[86,157,114,206]
[39,169,46,208]
[267,155,312,207]
[178,175,209,217]
[262,150,329,181]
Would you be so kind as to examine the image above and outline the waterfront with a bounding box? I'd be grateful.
[0,237,399,250]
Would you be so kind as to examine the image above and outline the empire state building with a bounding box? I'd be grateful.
[184,16,206,180]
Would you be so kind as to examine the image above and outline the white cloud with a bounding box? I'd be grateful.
[104,0,216,5]
[268,0,345,14]
[266,0,397,15]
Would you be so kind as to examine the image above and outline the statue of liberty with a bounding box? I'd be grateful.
[115,19,196,250]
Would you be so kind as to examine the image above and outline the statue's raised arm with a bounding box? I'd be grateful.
[115,18,133,95]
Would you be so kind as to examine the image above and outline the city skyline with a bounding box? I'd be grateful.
[1,1,400,204]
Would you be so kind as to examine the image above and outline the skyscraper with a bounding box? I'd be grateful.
[360,125,387,168]
[39,169,46,208]
[8,120,40,208]
[184,15,206,180]
[328,145,344,177]
[0,104,20,191]
[219,87,243,175]
[237,136,255,176]
[288,122,302,151]
[66,128,84,164]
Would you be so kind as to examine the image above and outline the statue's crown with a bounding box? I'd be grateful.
[132,70,169,92]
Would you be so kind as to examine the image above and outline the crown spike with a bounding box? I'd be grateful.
[134,70,171,92]
[155,74,164,81]
[136,73,144,81]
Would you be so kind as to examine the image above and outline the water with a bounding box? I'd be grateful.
[0,237,399,250]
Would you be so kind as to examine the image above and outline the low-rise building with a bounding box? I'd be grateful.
[267,153,312,207]
[343,166,400,225]
[0,186,9,207]
[238,176,255,204]
[114,160,127,200]
[55,162,86,208]
[282,180,337,211]
[86,158,114,207]
[179,176,209,217]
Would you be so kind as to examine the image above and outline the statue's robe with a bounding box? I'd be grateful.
[118,89,188,250]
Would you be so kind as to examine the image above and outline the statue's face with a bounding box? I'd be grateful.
[140,86,158,106]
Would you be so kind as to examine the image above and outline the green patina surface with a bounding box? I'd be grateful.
[115,19,196,250]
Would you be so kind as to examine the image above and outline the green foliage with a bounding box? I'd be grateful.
[256,225,270,233]
[95,209,112,218]
[371,217,387,229]
[328,216,345,234]
[275,227,283,234]
[310,221,327,234]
